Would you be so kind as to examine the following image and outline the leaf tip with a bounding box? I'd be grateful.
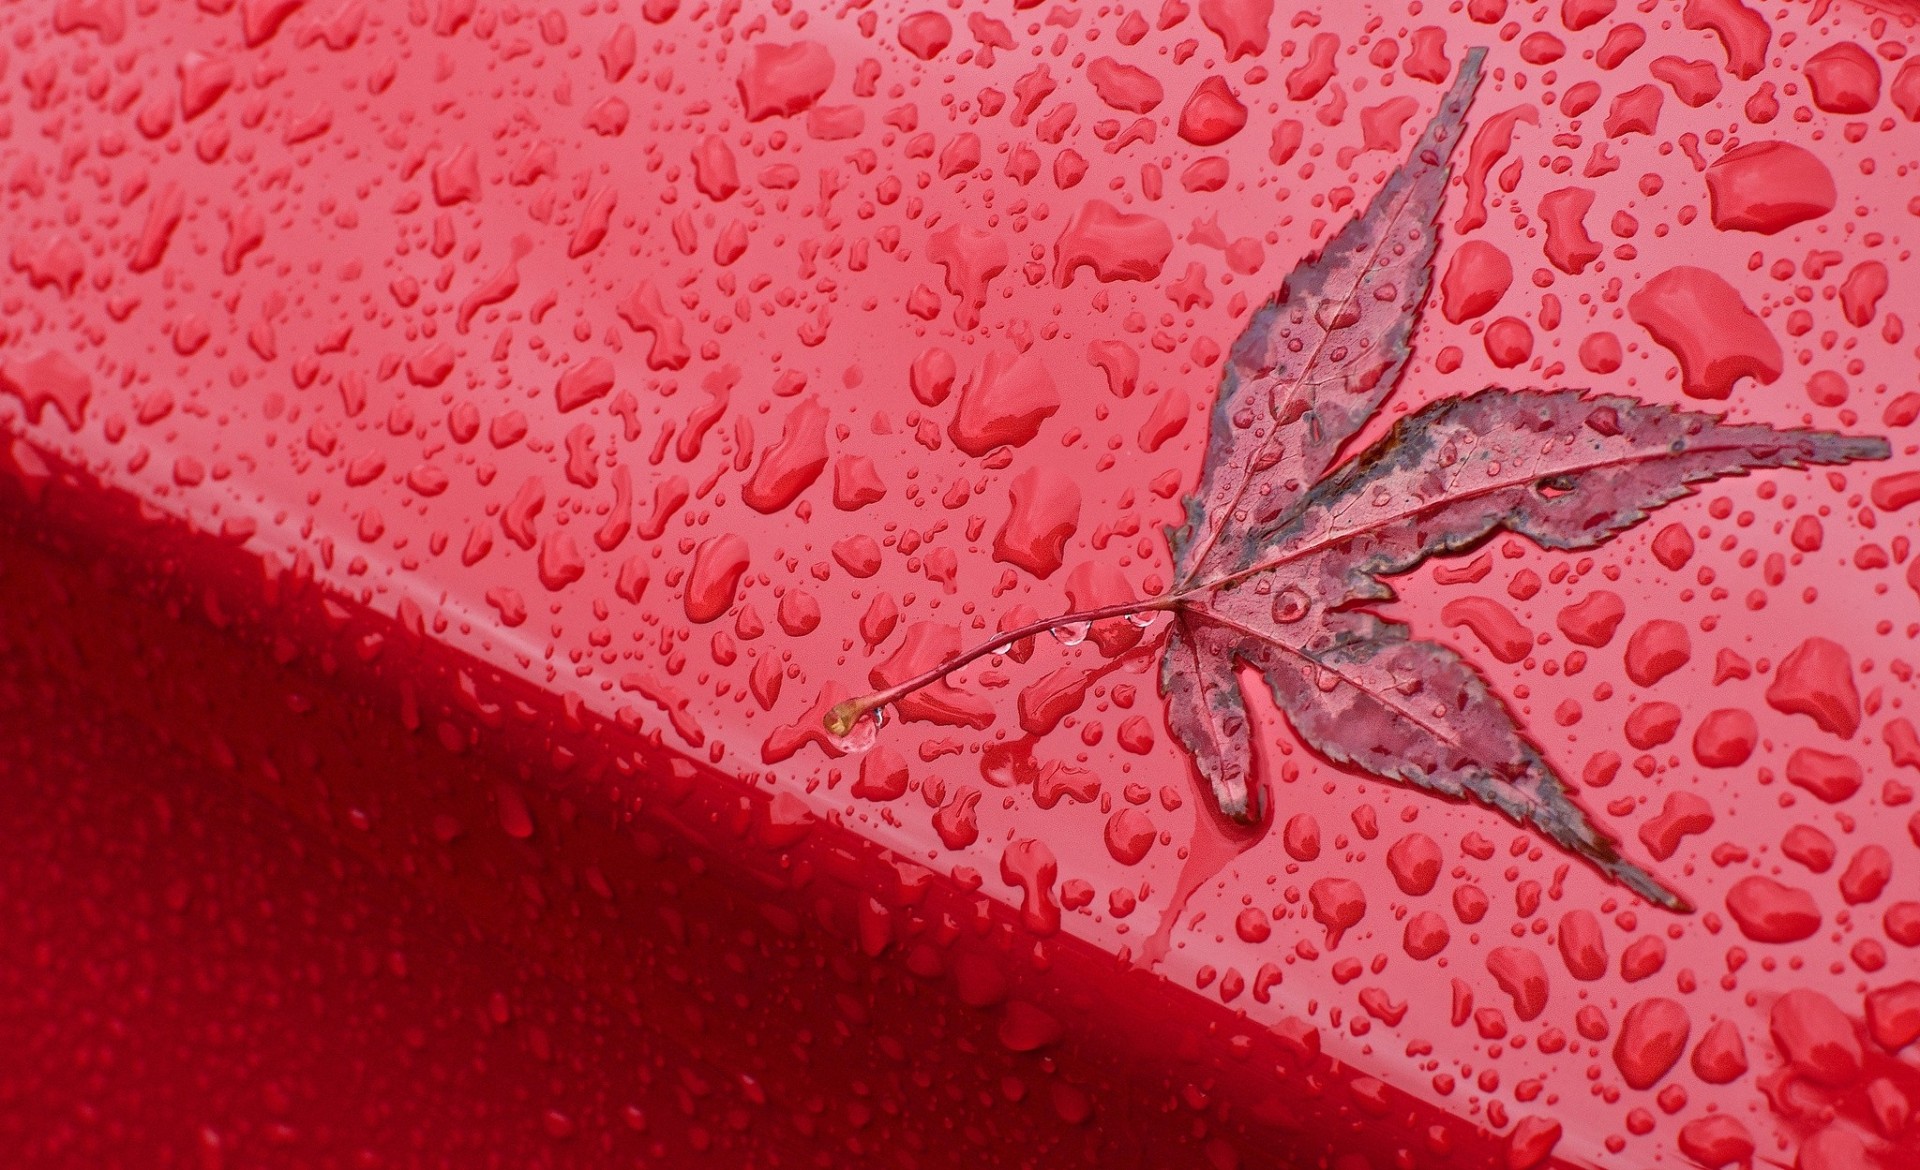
[1599,848,1694,915]
[1236,783,1272,827]
[1410,46,1490,176]
[1841,434,1893,463]
[1207,778,1271,834]
[1449,46,1491,105]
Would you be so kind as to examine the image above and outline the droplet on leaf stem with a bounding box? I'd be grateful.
[1051,621,1091,646]
[825,701,887,754]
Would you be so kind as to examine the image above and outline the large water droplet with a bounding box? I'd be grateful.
[827,704,888,754]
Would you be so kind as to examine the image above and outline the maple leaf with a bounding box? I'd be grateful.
[830,47,1890,912]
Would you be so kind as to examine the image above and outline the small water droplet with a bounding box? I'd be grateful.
[1051,621,1090,646]
[1273,586,1311,624]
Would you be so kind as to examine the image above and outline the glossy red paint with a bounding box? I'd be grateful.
[3,1,1919,1167]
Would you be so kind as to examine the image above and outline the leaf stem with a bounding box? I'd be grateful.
[823,594,1183,735]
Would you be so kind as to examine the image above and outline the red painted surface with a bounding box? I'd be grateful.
[3,1,1919,1166]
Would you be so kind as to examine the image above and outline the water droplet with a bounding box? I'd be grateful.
[827,704,887,754]
[1050,621,1090,646]
[1272,586,1311,624]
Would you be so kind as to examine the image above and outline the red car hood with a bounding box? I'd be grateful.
[3,1,1918,1166]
